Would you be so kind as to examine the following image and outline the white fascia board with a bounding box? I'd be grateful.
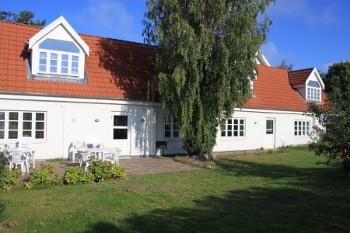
[256,51,271,67]
[0,93,160,107]
[28,16,90,56]
[310,67,325,90]
[236,107,307,115]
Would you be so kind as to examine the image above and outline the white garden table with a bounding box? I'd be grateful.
[7,147,35,174]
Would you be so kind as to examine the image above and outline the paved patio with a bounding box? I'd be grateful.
[35,156,198,176]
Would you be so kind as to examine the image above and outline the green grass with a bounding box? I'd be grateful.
[1,147,349,233]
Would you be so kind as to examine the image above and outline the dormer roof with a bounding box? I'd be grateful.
[288,67,325,90]
[28,16,90,56]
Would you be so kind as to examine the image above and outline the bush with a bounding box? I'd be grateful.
[89,160,127,182]
[0,149,9,176]
[63,167,94,185]
[89,160,112,182]
[0,168,21,190]
[30,164,55,185]
[110,165,127,179]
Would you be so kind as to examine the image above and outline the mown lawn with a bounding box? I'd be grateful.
[0,147,349,233]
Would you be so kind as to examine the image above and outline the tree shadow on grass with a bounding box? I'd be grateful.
[83,160,350,233]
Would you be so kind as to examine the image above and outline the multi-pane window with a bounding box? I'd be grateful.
[165,117,179,138]
[221,118,245,137]
[38,51,79,76]
[113,115,128,140]
[0,111,46,140]
[22,112,32,137]
[39,52,47,72]
[294,120,311,136]
[50,53,58,73]
[71,55,79,74]
[307,80,321,102]
[61,54,69,74]
[0,112,4,139]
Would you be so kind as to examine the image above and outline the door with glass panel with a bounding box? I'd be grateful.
[111,113,131,157]
[264,118,276,149]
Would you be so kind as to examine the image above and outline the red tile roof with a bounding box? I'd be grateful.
[0,20,155,100]
[288,68,313,86]
[0,20,324,112]
[246,65,312,112]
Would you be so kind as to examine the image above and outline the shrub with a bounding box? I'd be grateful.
[23,182,33,190]
[0,149,9,176]
[110,165,127,179]
[199,160,217,169]
[0,168,21,190]
[89,160,113,182]
[30,164,55,185]
[63,167,94,185]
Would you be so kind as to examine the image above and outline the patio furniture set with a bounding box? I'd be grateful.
[3,141,121,174]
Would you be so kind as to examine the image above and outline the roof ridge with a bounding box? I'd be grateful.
[0,19,43,29]
[288,67,314,73]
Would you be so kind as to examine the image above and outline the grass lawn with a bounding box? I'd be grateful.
[1,147,349,233]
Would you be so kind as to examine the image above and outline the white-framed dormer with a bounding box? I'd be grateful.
[28,16,89,80]
[305,68,324,103]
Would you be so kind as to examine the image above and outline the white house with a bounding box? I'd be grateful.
[0,17,326,159]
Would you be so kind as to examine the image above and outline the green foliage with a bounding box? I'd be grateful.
[23,182,33,190]
[144,0,273,155]
[0,10,46,26]
[63,167,94,185]
[30,164,55,185]
[89,160,127,182]
[278,59,293,70]
[0,149,8,176]
[110,166,127,179]
[309,61,350,170]
[0,168,21,190]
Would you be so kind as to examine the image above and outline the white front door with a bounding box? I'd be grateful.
[111,113,131,157]
[264,118,276,149]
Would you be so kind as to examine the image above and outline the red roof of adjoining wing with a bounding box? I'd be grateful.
[288,68,313,86]
[0,20,155,100]
[245,65,309,112]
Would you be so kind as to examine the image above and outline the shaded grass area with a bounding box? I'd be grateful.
[0,147,349,233]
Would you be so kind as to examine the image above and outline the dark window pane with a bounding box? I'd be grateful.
[234,119,238,125]
[0,122,4,130]
[23,112,32,120]
[0,112,4,120]
[23,122,32,130]
[35,131,44,139]
[36,122,44,130]
[9,112,18,120]
[228,125,232,130]
[227,131,232,137]
[233,131,238,137]
[228,119,232,125]
[164,131,171,138]
[9,131,18,139]
[233,125,238,131]
[165,124,171,131]
[266,120,273,134]
[9,122,18,130]
[114,116,128,126]
[240,119,244,125]
[0,131,4,139]
[36,113,45,121]
[23,131,32,137]
[240,131,244,136]
[221,131,226,137]
[113,129,128,139]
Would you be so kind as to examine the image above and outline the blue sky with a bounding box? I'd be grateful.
[2,0,349,72]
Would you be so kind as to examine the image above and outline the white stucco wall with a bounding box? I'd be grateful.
[0,94,315,159]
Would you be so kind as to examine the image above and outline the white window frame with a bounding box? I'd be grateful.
[37,49,80,77]
[294,120,311,136]
[307,86,321,102]
[112,115,129,140]
[164,117,179,139]
[0,111,46,141]
[220,117,246,138]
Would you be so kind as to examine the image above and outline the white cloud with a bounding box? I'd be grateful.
[269,0,337,26]
[75,0,136,40]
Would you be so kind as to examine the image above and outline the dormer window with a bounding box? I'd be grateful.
[28,16,90,81]
[307,80,321,102]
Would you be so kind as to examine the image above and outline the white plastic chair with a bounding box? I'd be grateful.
[103,147,120,166]
[72,141,87,163]
[8,150,27,174]
[19,141,35,170]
